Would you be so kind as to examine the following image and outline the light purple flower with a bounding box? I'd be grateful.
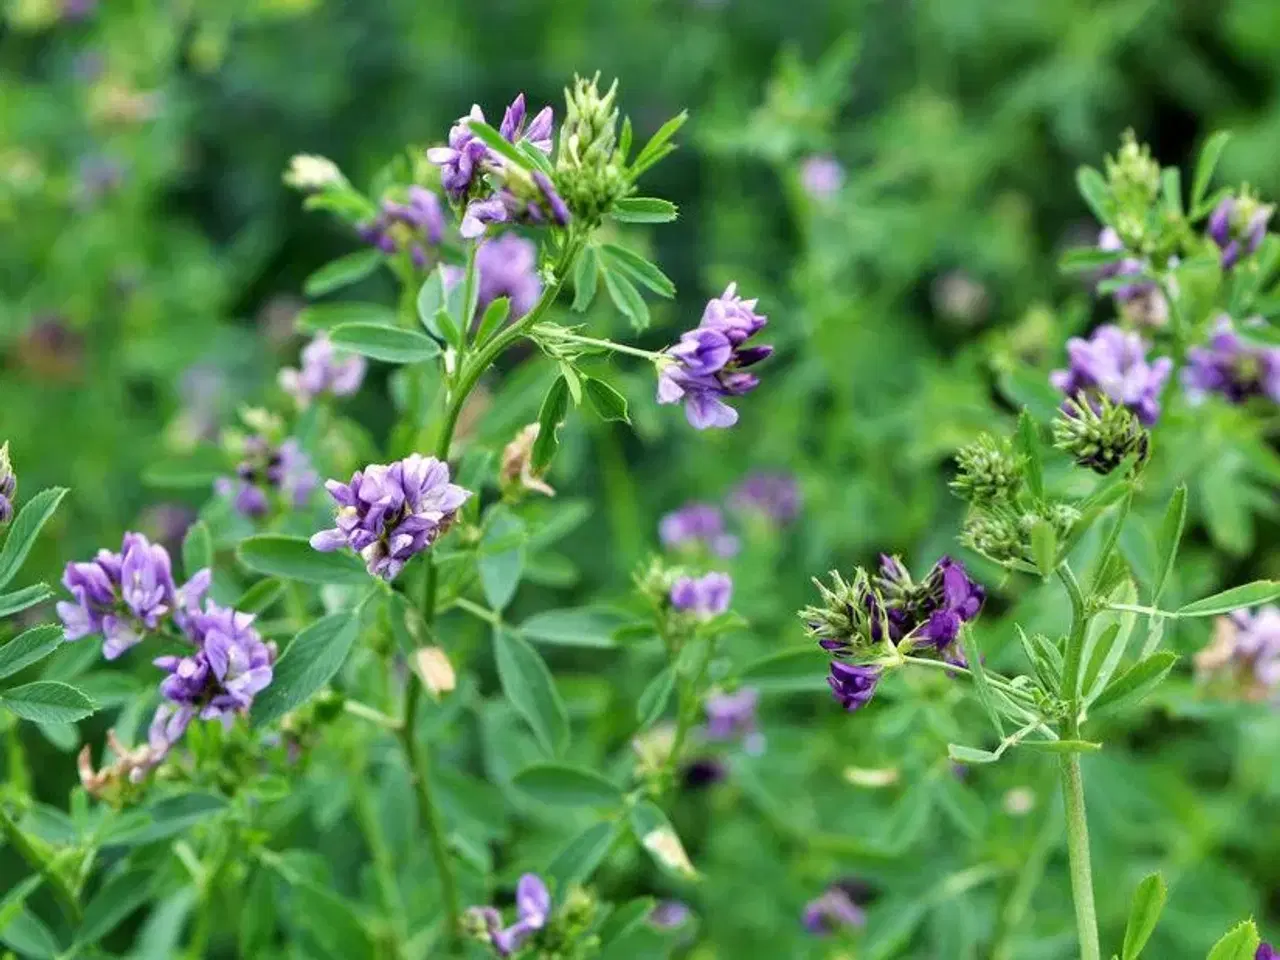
[800,155,844,201]
[357,187,446,267]
[1182,316,1280,405]
[1050,324,1173,426]
[217,438,318,519]
[1208,196,1273,270]
[704,686,764,754]
[279,334,367,406]
[803,882,868,936]
[427,94,556,205]
[0,451,14,527]
[657,284,772,429]
[460,173,569,239]
[827,661,880,712]
[649,900,691,929]
[729,471,800,525]
[1258,942,1278,960]
[443,234,542,327]
[311,454,472,581]
[468,873,552,957]
[659,502,739,557]
[670,572,733,619]
[1220,605,1280,692]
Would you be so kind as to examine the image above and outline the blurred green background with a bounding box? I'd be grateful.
[3,0,1280,957]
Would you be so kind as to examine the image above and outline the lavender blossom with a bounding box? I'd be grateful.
[1050,324,1173,426]
[57,533,210,660]
[649,900,691,929]
[1182,316,1280,405]
[704,686,764,754]
[670,572,733,619]
[827,661,880,712]
[467,873,552,957]
[1259,944,1278,960]
[1208,195,1273,270]
[800,155,844,201]
[459,172,569,240]
[803,883,867,935]
[657,284,772,429]
[1195,605,1280,701]
[658,502,739,557]
[0,443,14,526]
[874,554,985,650]
[729,471,800,525]
[279,334,368,406]
[427,105,491,200]
[443,234,542,325]
[357,187,446,268]
[311,454,472,581]
[217,438,318,519]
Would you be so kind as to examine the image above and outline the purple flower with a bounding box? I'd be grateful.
[279,334,367,406]
[443,234,542,326]
[357,187,446,267]
[1096,227,1157,302]
[729,471,800,525]
[658,502,739,557]
[459,173,569,239]
[1050,324,1173,426]
[217,438,318,519]
[427,94,556,206]
[1208,196,1273,270]
[1182,316,1280,405]
[500,94,555,154]
[311,454,472,581]
[670,572,733,619]
[657,284,772,430]
[468,873,551,957]
[827,661,880,711]
[875,554,985,650]
[703,686,764,754]
[0,447,14,527]
[802,884,867,935]
[800,155,844,201]
[649,900,691,929]
[1258,943,1278,960]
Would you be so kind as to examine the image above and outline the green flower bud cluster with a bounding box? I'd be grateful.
[1105,130,1162,242]
[951,434,1024,506]
[798,568,885,656]
[1052,396,1149,476]
[554,74,629,227]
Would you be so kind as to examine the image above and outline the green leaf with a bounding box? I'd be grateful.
[630,111,688,179]
[1,904,60,958]
[479,507,525,611]
[1205,920,1259,960]
[947,744,1001,764]
[628,801,696,876]
[960,629,1004,737]
[1152,484,1187,603]
[1018,739,1101,754]
[584,377,631,423]
[572,246,600,312]
[493,627,569,755]
[512,763,622,808]
[598,897,658,947]
[546,819,621,890]
[0,626,64,680]
[0,876,43,941]
[416,269,444,331]
[304,249,381,297]
[1076,165,1113,223]
[329,323,440,364]
[252,613,360,726]
[1059,246,1128,273]
[1160,167,1183,218]
[737,647,828,693]
[602,268,650,330]
[599,244,675,297]
[1191,131,1231,213]
[1016,411,1044,501]
[519,608,624,648]
[1029,519,1057,579]
[182,521,213,580]
[141,449,226,489]
[295,302,395,333]
[474,296,511,346]
[76,867,155,945]
[0,681,95,724]
[0,488,67,591]
[236,578,285,614]
[636,666,675,729]
[1089,490,1133,592]
[1176,581,1280,618]
[611,197,678,224]
[532,377,570,472]
[1122,872,1167,960]
[0,584,54,619]
[237,535,369,586]
[467,119,532,171]
[1090,651,1178,717]
[103,793,228,847]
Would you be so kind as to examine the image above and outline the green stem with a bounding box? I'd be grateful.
[0,803,81,923]
[1060,748,1101,960]
[344,699,403,730]
[1058,563,1088,707]
[541,328,665,361]
[665,634,716,786]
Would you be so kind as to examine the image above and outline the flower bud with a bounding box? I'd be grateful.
[1207,190,1274,270]
[950,434,1023,506]
[499,423,555,499]
[961,512,1021,563]
[555,74,629,226]
[1105,130,1161,213]
[283,154,346,192]
[0,442,14,526]
[799,569,886,656]
[1052,395,1149,475]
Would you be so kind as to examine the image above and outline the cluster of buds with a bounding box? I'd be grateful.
[216,410,318,520]
[0,442,14,525]
[554,73,629,227]
[1103,130,1162,245]
[950,434,1023,505]
[1052,395,1149,475]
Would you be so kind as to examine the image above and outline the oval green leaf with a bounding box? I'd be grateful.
[329,323,441,364]
[237,535,369,586]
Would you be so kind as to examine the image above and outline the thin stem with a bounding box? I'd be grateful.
[1107,602,1174,618]
[1058,563,1088,706]
[541,328,665,361]
[450,596,501,625]
[344,699,403,731]
[1060,749,1101,960]
[665,635,716,786]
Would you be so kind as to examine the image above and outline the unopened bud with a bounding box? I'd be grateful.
[1052,396,1149,475]
[284,154,346,192]
[555,74,628,225]
[951,434,1023,506]
[1105,130,1161,212]
[961,512,1022,564]
[413,646,456,698]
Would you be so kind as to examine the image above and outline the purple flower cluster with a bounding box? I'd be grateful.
[657,284,772,429]
[800,155,844,202]
[311,454,472,581]
[670,572,733,619]
[216,437,318,519]
[467,874,551,957]
[57,532,211,660]
[802,881,867,936]
[1208,195,1273,270]
[443,234,542,326]
[357,186,446,268]
[0,445,14,526]
[1051,324,1173,426]
[729,471,801,525]
[875,554,986,651]
[279,334,367,407]
[1182,316,1280,405]
[703,686,764,754]
[659,502,740,557]
[1196,605,1280,701]
[1259,943,1278,960]
[827,661,880,712]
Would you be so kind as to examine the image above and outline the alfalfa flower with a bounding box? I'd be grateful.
[311,454,472,581]
[657,283,772,429]
[799,155,844,202]
[802,881,868,936]
[1050,324,1173,426]
[658,502,739,557]
[0,442,14,526]
[464,874,552,957]
[428,94,553,202]
[1182,316,1280,405]
[1194,605,1280,701]
[669,572,732,619]
[1207,192,1273,270]
[278,334,367,407]
[729,471,801,525]
[216,437,318,519]
[874,554,985,650]
[827,661,881,712]
[357,186,446,268]
[444,234,543,327]
[704,686,764,754]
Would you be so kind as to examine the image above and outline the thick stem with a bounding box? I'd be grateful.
[1060,749,1101,960]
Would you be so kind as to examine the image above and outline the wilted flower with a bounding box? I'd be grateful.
[1050,324,1173,426]
[1182,316,1280,405]
[704,686,764,754]
[57,532,211,660]
[642,826,697,877]
[659,502,739,557]
[217,438,318,519]
[729,471,800,525]
[1053,394,1149,475]
[802,882,867,936]
[311,455,472,581]
[78,730,168,801]
[827,661,880,712]
[799,155,844,201]
[0,442,14,526]
[499,424,555,498]
[1195,606,1280,701]
[1207,194,1273,270]
[279,334,367,407]
[465,874,552,957]
[657,284,772,429]
[283,154,345,192]
[413,646,457,698]
[670,572,733,619]
[357,187,446,268]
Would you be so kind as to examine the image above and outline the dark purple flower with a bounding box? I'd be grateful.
[827,661,880,712]
[670,572,733,619]
[311,454,472,581]
[681,756,727,789]
[658,502,739,557]
[1182,316,1280,405]
[500,94,555,154]
[1208,196,1273,270]
[459,173,569,239]
[800,155,844,201]
[1258,943,1278,960]
[279,334,367,406]
[468,873,551,957]
[1050,324,1173,426]
[802,884,867,935]
[875,554,985,650]
[729,471,800,525]
[217,438,318,519]
[657,284,772,430]
[357,187,446,267]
